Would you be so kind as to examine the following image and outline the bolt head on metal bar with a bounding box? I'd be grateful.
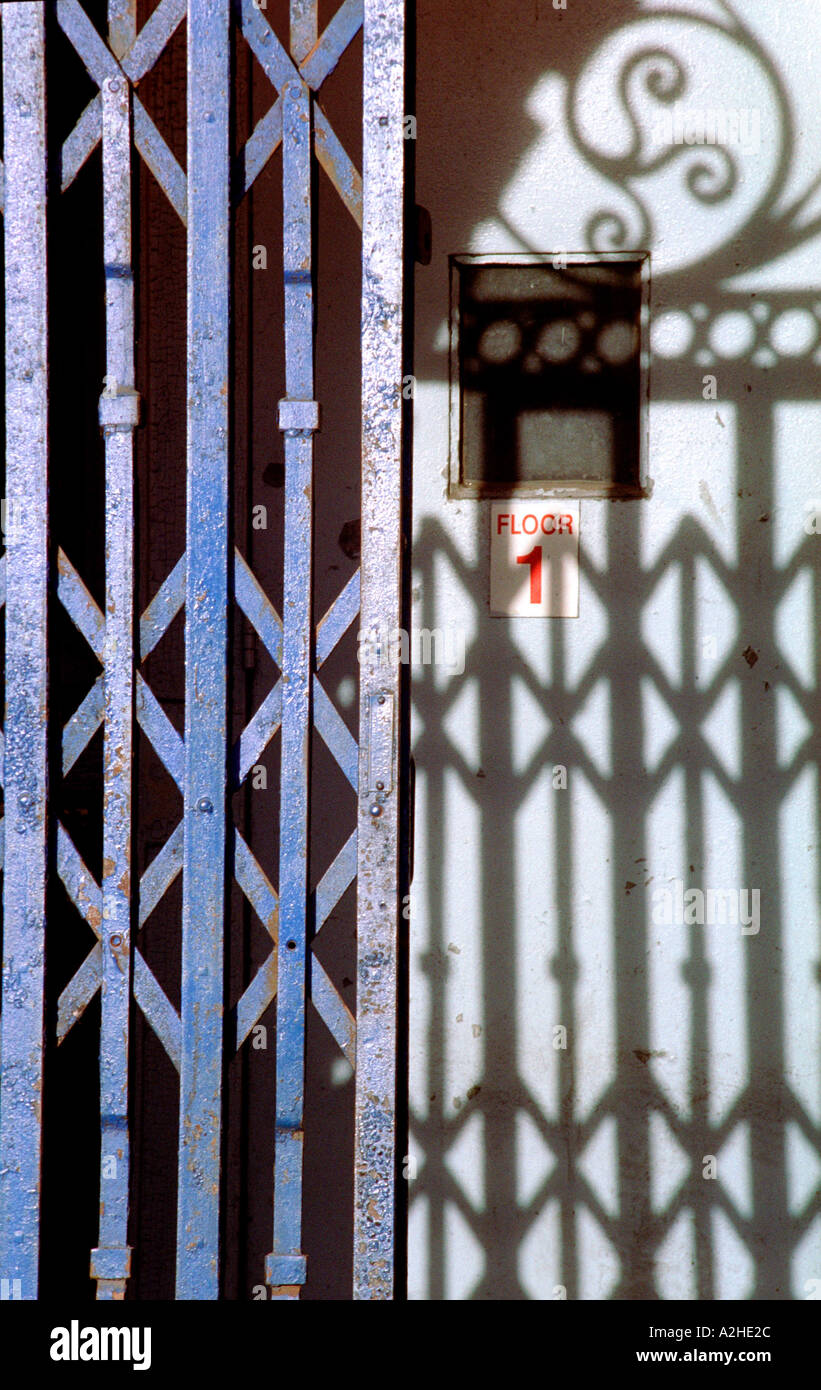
[277,398,319,434]
[265,1253,307,1285]
[98,389,140,432]
[90,1246,132,1281]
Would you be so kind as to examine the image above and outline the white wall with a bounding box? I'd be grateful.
[409,0,821,1299]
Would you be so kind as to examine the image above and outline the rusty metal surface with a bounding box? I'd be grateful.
[354,0,406,1301]
[266,69,315,1302]
[0,0,49,1302]
[176,0,231,1301]
[91,60,139,1303]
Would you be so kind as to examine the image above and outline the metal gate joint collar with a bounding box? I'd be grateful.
[278,397,320,432]
[90,1246,132,1281]
[265,1253,307,1285]
[98,388,140,431]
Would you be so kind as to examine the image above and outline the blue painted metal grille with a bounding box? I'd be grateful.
[0,0,405,1301]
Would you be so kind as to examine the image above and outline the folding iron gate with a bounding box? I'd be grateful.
[0,0,407,1300]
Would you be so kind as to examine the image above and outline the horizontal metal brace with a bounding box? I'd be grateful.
[265,1253,307,1285]
[89,1246,132,1281]
[278,398,320,433]
[98,389,140,432]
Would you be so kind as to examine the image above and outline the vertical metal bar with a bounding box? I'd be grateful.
[289,0,317,66]
[90,70,138,1302]
[176,0,230,1300]
[0,1,48,1302]
[265,74,314,1302]
[354,0,405,1300]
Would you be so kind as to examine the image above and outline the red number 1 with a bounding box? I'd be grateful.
[516,545,542,604]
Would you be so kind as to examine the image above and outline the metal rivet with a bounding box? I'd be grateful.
[18,792,33,808]
[369,802,383,817]
[110,934,122,948]
[377,694,386,705]
[196,797,213,814]
[106,77,121,93]
[375,781,385,791]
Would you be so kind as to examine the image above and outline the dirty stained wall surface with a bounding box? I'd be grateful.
[409,0,821,1298]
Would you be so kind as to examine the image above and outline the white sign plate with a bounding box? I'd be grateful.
[490,501,580,617]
